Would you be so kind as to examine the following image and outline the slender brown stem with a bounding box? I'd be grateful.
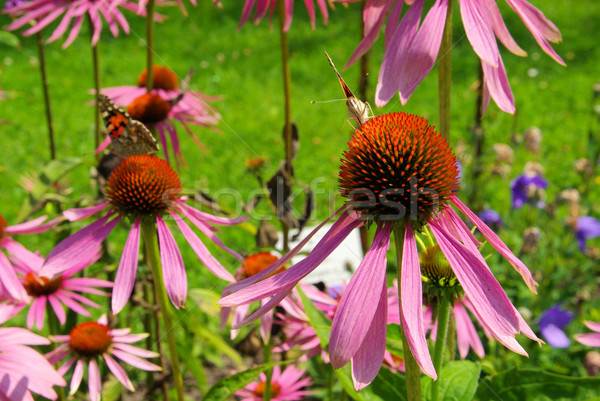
[36,31,56,160]
[467,63,485,210]
[278,1,293,251]
[438,0,453,138]
[89,16,101,155]
[145,0,155,92]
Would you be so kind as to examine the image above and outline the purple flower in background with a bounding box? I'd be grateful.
[575,216,600,252]
[339,0,564,113]
[478,209,504,232]
[511,173,548,208]
[539,303,574,348]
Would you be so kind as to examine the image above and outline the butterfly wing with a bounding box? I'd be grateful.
[98,94,159,158]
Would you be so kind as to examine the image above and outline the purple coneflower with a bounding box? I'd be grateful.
[220,112,540,389]
[235,365,312,401]
[99,66,221,168]
[39,155,245,313]
[0,326,66,400]
[574,321,600,348]
[47,315,160,401]
[0,213,62,302]
[538,303,573,348]
[3,0,142,48]
[9,244,112,331]
[478,209,504,232]
[340,0,564,113]
[240,0,329,31]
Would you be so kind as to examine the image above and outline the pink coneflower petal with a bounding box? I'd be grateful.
[104,353,134,391]
[88,358,101,401]
[330,223,391,369]
[375,0,423,106]
[400,223,436,378]
[63,203,109,222]
[450,196,538,292]
[113,333,149,344]
[62,14,84,48]
[3,238,45,271]
[0,327,49,346]
[112,342,159,358]
[459,0,499,67]
[481,57,515,114]
[260,302,274,342]
[0,251,27,300]
[55,292,91,316]
[384,0,407,48]
[171,211,235,282]
[110,349,161,371]
[46,6,75,43]
[41,212,119,276]
[454,301,485,358]
[48,294,66,324]
[575,333,600,347]
[112,217,141,313]
[157,216,187,308]
[345,0,393,68]
[482,0,527,56]
[397,0,448,104]
[5,215,62,235]
[351,283,387,390]
[70,359,85,395]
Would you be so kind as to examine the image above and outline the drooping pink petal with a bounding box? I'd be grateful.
[55,292,91,316]
[375,0,423,106]
[351,283,388,390]
[0,327,50,346]
[41,213,120,276]
[95,135,112,155]
[63,203,109,222]
[345,0,395,68]
[259,303,274,343]
[505,0,565,65]
[384,0,407,48]
[282,0,294,32]
[61,14,84,48]
[450,196,538,292]
[220,214,361,307]
[112,343,159,358]
[400,223,436,378]
[70,359,85,395]
[330,223,391,369]
[481,0,527,56]
[110,349,161,371]
[170,211,235,282]
[112,217,141,313]
[48,294,66,324]
[429,220,527,355]
[0,251,28,301]
[575,333,600,347]
[5,215,62,235]
[481,57,516,114]
[453,301,485,358]
[459,0,499,67]
[233,287,294,327]
[88,358,101,401]
[584,321,600,333]
[397,0,448,104]
[157,217,187,308]
[104,353,134,391]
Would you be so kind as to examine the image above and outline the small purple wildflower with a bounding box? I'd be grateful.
[539,303,574,348]
[510,173,548,209]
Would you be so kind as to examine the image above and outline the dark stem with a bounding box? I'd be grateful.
[467,63,485,210]
[438,0,453,138]
[36,31,56,160]
[277,1,293,252]
[145,0,156,92]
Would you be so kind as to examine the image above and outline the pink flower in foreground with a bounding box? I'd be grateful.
[340,0,564,113]
[47,315,160,401]
[3,0,144,48]
[221,112,540,389]
[99,66,221,168]
[0,326,65,400]
[0,213,62,302]
[39,155,245,313]
[235,365,312,401]
[574,321,600,348]
[9,244,112,331]
[240,0,329,31]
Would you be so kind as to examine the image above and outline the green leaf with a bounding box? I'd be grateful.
[297,286,332,348]
[203,362,287,401]
[476,367,600,401]
[370,367,408,401]
[385,324,405,356]
[422,360,480,401]
[0,31,20,48]
[100,376,123,401]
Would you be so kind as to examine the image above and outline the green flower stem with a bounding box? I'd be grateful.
[263,337,273,401]
[431,297,451,401]
[89,17,102,155]
[141,220,185,401]
[278,0,293,251]
[438,0,453,138]
[393,225,421,401]
[45,304,66,401]
[36,32,56,160]
[145,0,155,92]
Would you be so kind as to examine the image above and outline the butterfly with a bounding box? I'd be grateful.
[324,51,373,127]
[98,94,159,158]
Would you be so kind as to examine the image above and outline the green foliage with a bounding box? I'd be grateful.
[422,361,481,401]
[476,367,600,401]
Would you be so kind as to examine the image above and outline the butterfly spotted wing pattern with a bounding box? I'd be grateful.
[98,94,159,158]
[324,51,373,127]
